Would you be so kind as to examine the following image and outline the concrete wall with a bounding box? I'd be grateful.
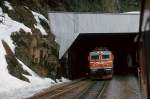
[48,12,140,59]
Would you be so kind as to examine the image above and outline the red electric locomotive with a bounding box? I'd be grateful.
[88,47,114,79]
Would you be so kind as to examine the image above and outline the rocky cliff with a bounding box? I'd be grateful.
[0,0,60,81]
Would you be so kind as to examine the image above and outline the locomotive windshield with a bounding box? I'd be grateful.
[102,54,110,59]
[91,55,99,60]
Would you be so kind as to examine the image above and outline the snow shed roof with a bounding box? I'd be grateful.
[48,12,140,59]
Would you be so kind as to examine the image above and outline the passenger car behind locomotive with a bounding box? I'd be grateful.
[88,48,114,79]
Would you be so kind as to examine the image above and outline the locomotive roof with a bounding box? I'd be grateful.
[90,51,111,55]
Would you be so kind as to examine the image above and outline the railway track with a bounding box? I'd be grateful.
[26,78,88,99]
[75,80,107,99]
[26,79,107,99]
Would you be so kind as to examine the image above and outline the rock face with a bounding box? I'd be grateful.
[2,40,30,82]
[11,29,60,79]
[1,0,61,80]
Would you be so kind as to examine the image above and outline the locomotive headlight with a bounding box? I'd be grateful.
[105,69,112,71]
[91,69,97,72]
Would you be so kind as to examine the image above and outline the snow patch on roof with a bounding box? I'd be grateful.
[123,11,140,14]
[4,1,14,10]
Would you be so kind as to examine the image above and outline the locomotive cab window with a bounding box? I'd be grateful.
[91,55,99,60]
[102,54,110,59]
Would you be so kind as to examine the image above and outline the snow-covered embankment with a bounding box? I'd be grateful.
[0,2,69,98]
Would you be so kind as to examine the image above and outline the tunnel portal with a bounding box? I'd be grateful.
[61,33,138,79]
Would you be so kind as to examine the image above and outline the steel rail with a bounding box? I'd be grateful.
[48,80,89,99]
[74,80,108,99]
[96,81,109,99]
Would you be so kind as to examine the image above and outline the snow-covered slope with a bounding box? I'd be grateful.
[0,2,69,99]
[32,11,49,35]
[0,7,31,52]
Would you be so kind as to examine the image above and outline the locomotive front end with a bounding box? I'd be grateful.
[89,49,114,79]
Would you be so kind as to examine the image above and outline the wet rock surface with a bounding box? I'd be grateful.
[100,75,143,99]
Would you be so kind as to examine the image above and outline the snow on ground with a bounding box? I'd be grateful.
[0,5,70,99]
[32,11,49,35]
[59,77,70,82]
[4,1,14,10]
[0,7,31,52]
[0,55,69,99]
[0,40,29,96]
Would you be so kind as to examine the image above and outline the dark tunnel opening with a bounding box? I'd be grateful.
[62,33,138,79]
